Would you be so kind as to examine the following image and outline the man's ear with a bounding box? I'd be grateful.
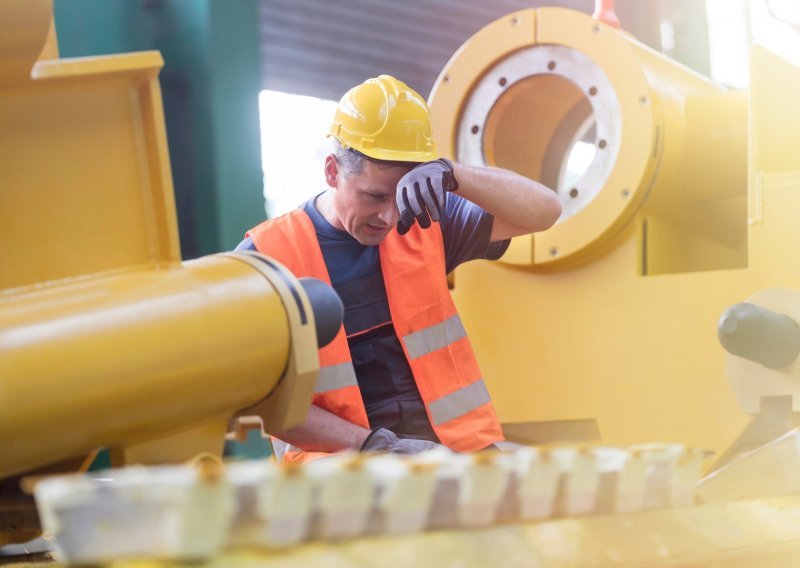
[324,154,339,188]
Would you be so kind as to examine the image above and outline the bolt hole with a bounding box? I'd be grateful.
[549,247,559,257]
[443,75,450,83]
[639,95,649,104]
[569,188,579,199]
[471,125,480,135]
[511,16,519,25]
[622,188,631,198]
[589,86,598,96]
[598,139,607,149]
[547,61,556,71]
[592,24,601,33]
[498,77,507,87]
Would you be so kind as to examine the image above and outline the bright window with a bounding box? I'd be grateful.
[707,0,800,88]
[752,0,800,67]
[259,90,337,217]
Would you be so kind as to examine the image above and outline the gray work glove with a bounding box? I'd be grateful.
[396,158,459,235]
[360,427,445,455]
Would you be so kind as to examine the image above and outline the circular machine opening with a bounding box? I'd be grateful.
[483,75,598,222]
[455,45,620,224]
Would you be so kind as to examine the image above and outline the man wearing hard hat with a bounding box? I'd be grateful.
[238,75,561,462]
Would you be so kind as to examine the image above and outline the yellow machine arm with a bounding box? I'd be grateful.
[0,0,341,546]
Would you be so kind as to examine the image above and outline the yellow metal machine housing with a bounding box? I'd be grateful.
[0,0,325,546]
[429,7,800,460]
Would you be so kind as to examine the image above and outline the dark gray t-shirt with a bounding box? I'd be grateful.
[236,191,509,440]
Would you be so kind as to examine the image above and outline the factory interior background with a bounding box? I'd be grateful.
[52,0,800,256]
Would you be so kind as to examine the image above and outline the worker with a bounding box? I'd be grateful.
[237,75,561,461]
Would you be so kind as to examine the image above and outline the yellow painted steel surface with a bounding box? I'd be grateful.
[0,0,181,301]
[0,0,317,483]
[0,256,290,479]
[0,50,180,290]
[431,9,746,272]
[429,7,800,459]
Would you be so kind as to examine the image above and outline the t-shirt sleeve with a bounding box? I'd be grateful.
[440,192,511,274]
[234,236,257,251]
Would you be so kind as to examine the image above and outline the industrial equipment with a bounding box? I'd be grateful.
[6,0,800,565]
[429,6,800,461]
[0,0,342,548]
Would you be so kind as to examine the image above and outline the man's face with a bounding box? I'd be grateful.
[326,155,413,246]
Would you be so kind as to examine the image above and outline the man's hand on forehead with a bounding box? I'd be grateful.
[396,159,458,235]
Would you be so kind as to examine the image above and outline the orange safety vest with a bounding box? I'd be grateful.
[247,208,503,462]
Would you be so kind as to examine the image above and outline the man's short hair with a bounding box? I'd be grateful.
[333,140,419,177]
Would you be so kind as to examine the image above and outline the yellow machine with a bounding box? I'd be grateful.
[430,7,800,461]
[7,1,800,566]
[0,0,343,547]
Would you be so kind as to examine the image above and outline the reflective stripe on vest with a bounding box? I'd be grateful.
[428,378,492,426]
[403,314,467,360]
[316,362,358,393]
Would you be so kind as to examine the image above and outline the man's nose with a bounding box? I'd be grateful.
[378,202,398,225]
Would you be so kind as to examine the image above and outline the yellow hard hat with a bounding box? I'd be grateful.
[329,75,437,163]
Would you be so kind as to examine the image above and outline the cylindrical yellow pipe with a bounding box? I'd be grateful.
[0,255,290,478]
[429,7,747,270]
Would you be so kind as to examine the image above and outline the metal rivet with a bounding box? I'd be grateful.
[549,247,559,257]
[569,188,579,198]
[443,75,450,83]
[639,95,649,104]
[471,125,480,134]
[498,77,507,87]
[598,139,607,149]
[592,24,601,33]
[589,86,598,96]
[548,61,556,70]
[511,16,519,25]
[622,188,631,198]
